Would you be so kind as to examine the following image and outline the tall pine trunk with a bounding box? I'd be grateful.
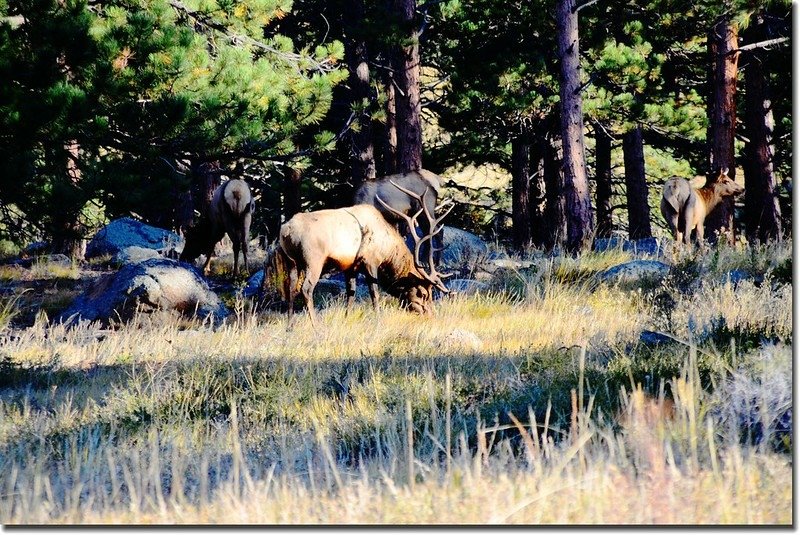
[192,161,222,219]
[52,38,85,260]
[529,136,548,248]
[174,159,195,235]
[622,125,652,239]
[283,167,303,221]
[555,0,593,252]
[378,67,399,176]
[51,140,86,260]
[511,136,532,251]
[594,125,613,238]
[743,20,782,242]
[706,17,740,243]
[544,134,566,249]
[344,0,376,187]
[391,0,422,173]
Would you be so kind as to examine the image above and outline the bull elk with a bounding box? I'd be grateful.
[660,168,744,245]
[180,179,255,276]
[354,169,444,262]
[276,185,452,328]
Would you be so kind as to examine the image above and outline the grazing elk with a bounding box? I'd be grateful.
[180,179,255,276]
[354,169,445,262]
[660,168,744,245]
[276,185,452,328]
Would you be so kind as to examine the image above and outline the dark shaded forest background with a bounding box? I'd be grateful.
[0,0,792,258]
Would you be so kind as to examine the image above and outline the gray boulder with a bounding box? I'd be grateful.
[446,278,489,295]
[598,260,670,286]
[315,279,348,299]
[86,218,182,259]
[11,253,72,269]
[440,226,489,266]
[593,236,667,256]
[639,330,676,346]
[244,269,265,298]
[719,269,764,288]
[438,328,484,352]
[57,258,228,326]
[112,246,161,265]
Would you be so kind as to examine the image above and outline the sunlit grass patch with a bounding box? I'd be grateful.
[547,249,634,284]
[28,257,82,280]
[0,239,792,524]
[671,278,791,345]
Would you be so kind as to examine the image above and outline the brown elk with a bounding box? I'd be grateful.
[354,169,444,260]
[660,168,744,245]
[275,185,452,328]
[180,179,255,276]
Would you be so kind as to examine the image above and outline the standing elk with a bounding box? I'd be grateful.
[354,169,445,261]
[660,168,744,245]
[275,184,452,328]
[180,178,255,276]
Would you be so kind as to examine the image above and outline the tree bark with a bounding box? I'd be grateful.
[51,140,86,260]
[344,0,376,187]
[594,125,613,238]
[544,134,566,249]
[705,16,740,243]
[622,125,652,240]
[283,167,303,220]
[391,0,422,173]
[192,161,222,219]
[529,136,548,248]
[511,136,532,251]
[51,39,85,259]
[173,159,195,235]
[555,0,593,252]
[376,65,398,176]
[743,20,782,242]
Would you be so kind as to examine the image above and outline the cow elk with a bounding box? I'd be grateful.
[660,168,744,245]
[180,179,255,276]
[275,186,452,328]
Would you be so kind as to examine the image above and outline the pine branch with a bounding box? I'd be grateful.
[165,0,338,73]
[573,0,600,13]
[735,37,789,53]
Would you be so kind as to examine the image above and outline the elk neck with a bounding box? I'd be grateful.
[696,183,725,215]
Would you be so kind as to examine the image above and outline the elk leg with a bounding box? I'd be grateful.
[202,231,223,276]
[242,238,249,276]
[667,211,680,242]
[345,272,357,316]
[232,238,240,277]
[202,246,214,276]
[286,266,299,325]
[301,261,323,329]
[368,282,380,310]
[364,265,380,310]
[683,211,694,246]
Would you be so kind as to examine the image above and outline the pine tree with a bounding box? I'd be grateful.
[556,0,593,252]
[0,0,348,249]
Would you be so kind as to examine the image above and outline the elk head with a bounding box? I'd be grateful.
[376,181,453,314]
[710,167,744,198]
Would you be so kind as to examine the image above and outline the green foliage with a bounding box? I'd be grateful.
[0,0,347,245]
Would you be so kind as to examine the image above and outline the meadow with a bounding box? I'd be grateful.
[0,240,793,524]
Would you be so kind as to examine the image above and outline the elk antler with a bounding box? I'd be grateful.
[375,181,454,293]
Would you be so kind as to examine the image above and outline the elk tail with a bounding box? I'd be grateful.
[662,178,683,214]
[270,243,304,302]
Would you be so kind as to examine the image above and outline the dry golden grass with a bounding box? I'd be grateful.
[0,241,792,525]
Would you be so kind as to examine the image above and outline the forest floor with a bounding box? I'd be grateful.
[0,239,793,524]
